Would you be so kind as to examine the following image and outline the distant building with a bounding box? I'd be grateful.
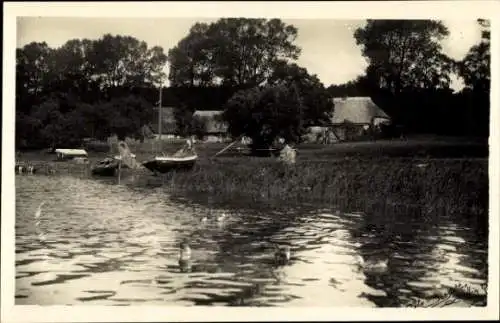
[192,110,230,143]
[305,97,391,143]
[330,96,391,141]
[146,107,178,139]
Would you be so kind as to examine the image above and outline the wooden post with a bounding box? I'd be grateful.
[118,159,122,184]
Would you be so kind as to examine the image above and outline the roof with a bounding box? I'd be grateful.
[149,107,177,134]
[193,110,228,134]
[331,97,390,125]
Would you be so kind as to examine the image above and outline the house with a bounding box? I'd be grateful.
[304,97,391,143]
[192,110,230,143]
[305,97,390,143]
[147,107,179,139]
[330,96,391,141]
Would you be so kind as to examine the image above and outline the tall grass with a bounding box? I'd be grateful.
[160,157,488,219]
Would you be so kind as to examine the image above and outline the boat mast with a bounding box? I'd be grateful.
[158,81,162,153]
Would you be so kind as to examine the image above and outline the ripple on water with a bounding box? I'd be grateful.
[15,176,488,307]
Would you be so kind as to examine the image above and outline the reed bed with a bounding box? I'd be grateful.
[161,157,488,219]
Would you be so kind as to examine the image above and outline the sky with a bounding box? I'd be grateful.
[16,17,483,90]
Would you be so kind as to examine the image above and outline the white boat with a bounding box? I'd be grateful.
[142,154,198,173]
[55,149,88,161]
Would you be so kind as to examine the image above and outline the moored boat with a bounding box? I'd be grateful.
[91,157,119,176]
[91,141,138,177]
[55,148,88,161]
[142,154,198,174]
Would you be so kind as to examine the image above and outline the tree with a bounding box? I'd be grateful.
[30,96,83,148]
[99,95,155,140]
[16,36,169,149]
[89,34,168,91]
[173,105,195,137]
[168,23,215,87]
[191,116,208,140]
[455,19,490,137]
[224,84,307,154]
[354,20,453,93]
[168,18,301,87]
[16,42,55,98]
[459,19,490,92]
[268,62,333,127]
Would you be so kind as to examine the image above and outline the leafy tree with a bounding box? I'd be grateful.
[458,19,490,92]
[15,36,168,148]
[88,34,168,90]
[191,115,208,140]
[354,20,453,93]
[16,42,55,99]
[224,84,306,153]
[168,23,214,87]
[168,18,300,87]
[173,105,195,137]
[99,95,155,140]
[268,62,333,127]
[30,96,82,148]
[455,19,490,137]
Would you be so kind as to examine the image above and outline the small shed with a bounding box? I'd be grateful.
[55,149,88,161]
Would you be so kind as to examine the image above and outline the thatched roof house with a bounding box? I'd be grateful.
[331,97,390,126]
[329,97,391,141]
[192,110,228,134]
[305,97,391,143]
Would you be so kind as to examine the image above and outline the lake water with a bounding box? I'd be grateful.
[15,174,488,306]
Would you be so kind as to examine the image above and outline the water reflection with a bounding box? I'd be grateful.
[15,175,488,306]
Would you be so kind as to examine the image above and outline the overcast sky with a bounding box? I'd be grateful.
[17,17,482,90]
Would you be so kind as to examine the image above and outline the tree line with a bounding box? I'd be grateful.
[16,18,490,150]
[328,19,490,137]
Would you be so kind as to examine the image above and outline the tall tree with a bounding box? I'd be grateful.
[168,18,301,87]
[16,42,55,109]
[88,34,167,90]
[459,19,490,92]
[224,83,313,153]
[269,62,333,127]
[354,20,453,93]
[168,23,214,87]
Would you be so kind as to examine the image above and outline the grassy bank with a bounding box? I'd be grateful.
[158,157,488,218]
[16,138,489,220]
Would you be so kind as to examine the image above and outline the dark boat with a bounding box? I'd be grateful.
[142,154,198,174]
[91,158,119,177]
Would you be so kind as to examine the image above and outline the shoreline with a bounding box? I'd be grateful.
[15,155,489,220]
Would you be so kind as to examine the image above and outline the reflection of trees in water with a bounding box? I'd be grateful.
[352,202,442,307]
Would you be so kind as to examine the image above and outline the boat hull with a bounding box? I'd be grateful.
[91,158,119,177]
[142,157,197,174]
[91,165,117,177]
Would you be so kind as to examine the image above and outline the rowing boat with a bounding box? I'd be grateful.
[142,154,197,174]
